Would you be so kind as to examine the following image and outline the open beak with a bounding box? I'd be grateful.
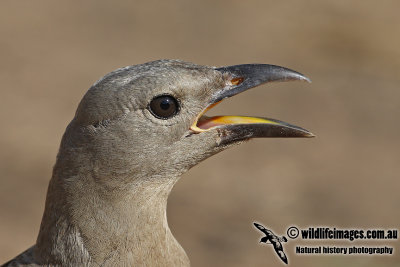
[190,64,314,142]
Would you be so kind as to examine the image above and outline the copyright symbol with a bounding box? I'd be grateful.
[287,226,299,239]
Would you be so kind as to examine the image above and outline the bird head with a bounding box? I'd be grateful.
[58,59,313,190]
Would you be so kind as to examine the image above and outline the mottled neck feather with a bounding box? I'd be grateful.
[34,170,190,266]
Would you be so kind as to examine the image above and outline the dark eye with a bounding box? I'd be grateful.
[149,95,179,119]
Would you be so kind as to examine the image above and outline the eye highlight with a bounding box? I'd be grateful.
[148,95,179,119]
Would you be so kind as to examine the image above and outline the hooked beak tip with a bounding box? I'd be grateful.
[301,76,312,83]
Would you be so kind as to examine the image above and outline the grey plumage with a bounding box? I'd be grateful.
[3,59,312,266]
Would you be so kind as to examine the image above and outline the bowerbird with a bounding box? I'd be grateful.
[3,59,313,266]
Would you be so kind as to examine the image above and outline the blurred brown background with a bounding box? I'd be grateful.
[0,1,399,266]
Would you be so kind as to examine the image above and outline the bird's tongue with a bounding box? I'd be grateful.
[197,116,279,130]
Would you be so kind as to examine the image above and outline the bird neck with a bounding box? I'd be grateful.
[35,170,189,266]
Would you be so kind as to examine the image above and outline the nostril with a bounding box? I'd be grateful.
[231,77,244,86]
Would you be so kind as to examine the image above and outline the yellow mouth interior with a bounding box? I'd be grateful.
[190,101,279,133]
[197,116,278,130]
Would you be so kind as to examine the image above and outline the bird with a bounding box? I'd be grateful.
[253,222,289,264]
[3,59,313,266]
